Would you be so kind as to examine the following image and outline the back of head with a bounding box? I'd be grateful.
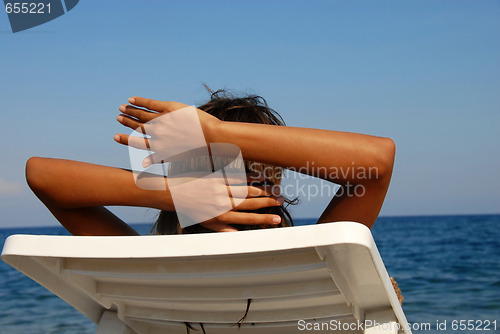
[152,89,296,235]
[199,90,285,126]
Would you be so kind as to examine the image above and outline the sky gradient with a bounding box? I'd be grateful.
[1,0,499,228]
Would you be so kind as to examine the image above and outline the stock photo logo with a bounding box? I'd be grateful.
[128,106,247,228]
[4,0,79,33]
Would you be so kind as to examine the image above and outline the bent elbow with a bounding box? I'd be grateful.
[372,138,395,184]
[25,157,46,193]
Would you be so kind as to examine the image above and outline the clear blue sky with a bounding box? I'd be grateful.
[0,0,499,228]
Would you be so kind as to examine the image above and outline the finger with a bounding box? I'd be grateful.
[229,185,280,198]
[227,184,254,199]
[114,133,151,150]
[223,173,272,186]
[199,221,238,232]
[234,196,284,211]
[247,185,282,198]
[117,114,144,131]
[216,211,282,225]
[128,97,188,113]
[119,104,158,123]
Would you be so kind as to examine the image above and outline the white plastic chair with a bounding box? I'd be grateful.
[1,222,411,334]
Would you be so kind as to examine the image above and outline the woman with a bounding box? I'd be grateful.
[26,90,395,237]
[26,89,403,305]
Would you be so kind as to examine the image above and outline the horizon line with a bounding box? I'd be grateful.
[1,212,499,231]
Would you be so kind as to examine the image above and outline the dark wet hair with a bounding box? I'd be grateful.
[151,89,297,235]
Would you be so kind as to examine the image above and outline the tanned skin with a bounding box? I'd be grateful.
[26,97,395,236]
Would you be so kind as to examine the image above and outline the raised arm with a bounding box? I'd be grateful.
[211,121,395,228]
[26,157,163,235]
[115,97,395,228]
[26,157,284,235]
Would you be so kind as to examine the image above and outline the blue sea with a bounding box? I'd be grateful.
[1,215,499,334]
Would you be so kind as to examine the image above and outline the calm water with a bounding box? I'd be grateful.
[1,215,499,333]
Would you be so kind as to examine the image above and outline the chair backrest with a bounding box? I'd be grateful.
[1,222,412,334]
